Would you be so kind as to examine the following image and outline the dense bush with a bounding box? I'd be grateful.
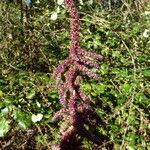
[0,0,150,149]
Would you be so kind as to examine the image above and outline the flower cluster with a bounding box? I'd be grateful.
[51,0,110,149]
[65,0,80,48]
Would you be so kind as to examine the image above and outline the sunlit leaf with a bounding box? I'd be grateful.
[0,118,10,137]
[26,89,36,99]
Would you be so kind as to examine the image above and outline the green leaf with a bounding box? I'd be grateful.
[127,114,136,124]
[128,146,135,150]
[48,92,58,99]
[3,97,15,106]
[142,69,150,77]
[13,110,31,130]
[18,121,27,130]
[26,89,36,99]
[36,135,47,145]
[0,118,10,137]
[0,90,4,97]
[135,92,149,105]
[81,83,91,92]
[112,51,121,58]
[120,83,132,94]
[93,83,106,94]
[137,147,145,150]
[1,107,9,116]
[100,64,109,74]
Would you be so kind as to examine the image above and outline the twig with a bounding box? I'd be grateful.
[110,80,122,93]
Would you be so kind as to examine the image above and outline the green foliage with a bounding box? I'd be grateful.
[0,118,10,137]
[0,0,150,149]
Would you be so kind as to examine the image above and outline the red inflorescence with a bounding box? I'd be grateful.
[52,0,105,149]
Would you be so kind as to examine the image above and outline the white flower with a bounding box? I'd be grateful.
[143,29,149,38]
[144,11,150,16]
[51,12,58,21]
[57,0,64,5]
[31,114,43,123]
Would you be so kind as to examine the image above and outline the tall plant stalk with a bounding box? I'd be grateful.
[52,0,110,149]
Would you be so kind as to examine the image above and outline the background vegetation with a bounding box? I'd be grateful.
[0,0,150,149]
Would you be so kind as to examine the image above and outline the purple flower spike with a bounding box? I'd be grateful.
[77,48,103,60]
[59,85,67,107]
[51,0,106,149]
[77,64,99,80]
